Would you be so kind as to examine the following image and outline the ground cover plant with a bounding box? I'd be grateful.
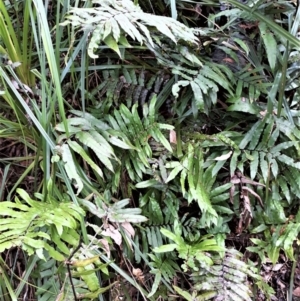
[1,0,300,300]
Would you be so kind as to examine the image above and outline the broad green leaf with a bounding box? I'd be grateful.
[136,179,159,188]
[68,140,104,178]
[160,228,181,243]
[251,224,269,233]
[269,246,280,264]
[131,156,144,179]
[150,198,164,224]
[90,130,117,158]
[239,119,265,149]
[71,256,101,267]
[172,80,190,98]
[151,227,158,248]
[267,128,279,148]
[148,95,157,123]
[158,123,175,130]
[259,22,277,71]
[0,240,21,252]
[213,205,233,214]
[76,131,114,172]
[173,286,193,301]
[190,81,204,111]
[102,21,112,40]
[79,199,106,218]
[112,199,130,210]
[109,213,147,223]
[107,133,137,150]
[76,283,116,299]
[119,35,132,47]
[77,266,100,292]
[270,141,297,153]
[153,244,177,253]
[147,271,161,297]
[278,177,291,203]
[115,14,143,43]
[60,144,83,195]
[110,17,120,41]
[227,100,260,114]
[212,159,227,178]
[283,224,300,250]
[232,37,249,54]
[166,164,183,182]
[154,19,177,43]
[22,236,45,249]
[259,118,274,149]
[44,243,65,261]
[250,151,259,179]
[180,167,187,196]
[70,110,110,131]
[230,150,240,176]
[259,152,269,183]
[211,193,230,203]
[61,228,80,246]
[270,158,279,178]
[52,232,70,255]
[136,21,153,47]
[150,127,173,153]
[210,183,232,197]
[276,154,296,168]
[248,118,267,150]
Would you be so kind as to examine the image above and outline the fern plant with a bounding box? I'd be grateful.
[61,0,197,59]
[55,96,174,195]
[173,249,274,301]
[0,188,83,261]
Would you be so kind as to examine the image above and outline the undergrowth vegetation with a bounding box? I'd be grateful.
[0,0,300,300]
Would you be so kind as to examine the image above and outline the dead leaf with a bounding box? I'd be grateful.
[121,222,135,238]
[132,268,144,283]
[121,222,135,250]
[242,186,264,208]
[230,183,235,203]
[99,238,111,258]
[272,263,283,271]
[169,130,177,144]
[237,189,253,233]
[276,278,286,290]
[102,225,122,246]
[293,287,300,297]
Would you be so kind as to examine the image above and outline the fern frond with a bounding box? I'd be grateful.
[192,249,266,301]
[61,0,197,58]
[0,189,83,261]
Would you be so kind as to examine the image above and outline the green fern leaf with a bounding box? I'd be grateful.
[259,22,277,70]
[76,131,115,172]
[250,150,259,179]
[259,152,269,183]
[165,162,183,182]
[270,141,297,153]
[104,35,121,57]
[60,144,83,194]
[230,150,240,176]
[150,126,173,153]
[190,80,204,110]
[278,176,291,203]
[68,140,104,178]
